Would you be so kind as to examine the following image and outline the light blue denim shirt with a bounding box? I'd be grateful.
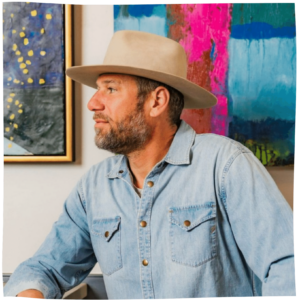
[4,121,295,298]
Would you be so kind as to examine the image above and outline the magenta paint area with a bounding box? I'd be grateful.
[176,4,232,136]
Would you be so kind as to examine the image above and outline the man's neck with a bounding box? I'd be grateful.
[126,124,178,189]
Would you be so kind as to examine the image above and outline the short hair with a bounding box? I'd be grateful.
[133,76,184,126]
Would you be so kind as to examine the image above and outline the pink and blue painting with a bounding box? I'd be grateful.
[114,4,296,166]
[3,2,65,155]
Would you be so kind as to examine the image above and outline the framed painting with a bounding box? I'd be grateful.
[3,3,73,162]
[114,4,296,166]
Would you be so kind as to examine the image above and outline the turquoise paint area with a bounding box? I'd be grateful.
[231,3,295,28]
[4,137,32,155]
[114,5,168,37]
[228,37,296,121]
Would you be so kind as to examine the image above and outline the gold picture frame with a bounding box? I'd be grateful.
[4,4,73,163]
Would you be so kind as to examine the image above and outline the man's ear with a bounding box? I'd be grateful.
[148,86,170,118]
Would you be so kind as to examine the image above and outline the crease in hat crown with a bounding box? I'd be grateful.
[103,30,188,78]
[66,30,218,109]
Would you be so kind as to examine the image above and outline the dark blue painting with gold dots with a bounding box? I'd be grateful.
[3,2,65,155]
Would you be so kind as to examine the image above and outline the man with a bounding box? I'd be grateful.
[4,30,295,298]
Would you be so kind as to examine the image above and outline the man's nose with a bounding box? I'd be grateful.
[87,91,105,111]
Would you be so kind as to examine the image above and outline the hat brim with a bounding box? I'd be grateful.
[66,65,217,109]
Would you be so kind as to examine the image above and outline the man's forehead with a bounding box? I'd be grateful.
[96,73,135,86]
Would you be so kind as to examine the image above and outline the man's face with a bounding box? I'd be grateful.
[87,74,153,155]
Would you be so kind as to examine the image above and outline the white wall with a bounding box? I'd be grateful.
[3,5,294,276]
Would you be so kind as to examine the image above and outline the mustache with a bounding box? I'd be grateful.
[93,113,111,122]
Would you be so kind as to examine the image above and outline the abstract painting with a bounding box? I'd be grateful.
[114,4,296,166]
[3,3,73,162]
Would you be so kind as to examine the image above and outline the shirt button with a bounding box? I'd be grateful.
[105,231,109,238]
[184,220,191,227]
[140,221,147,227]
[142,259,149,266]
[147,181,154,187]
[119,170,124,174]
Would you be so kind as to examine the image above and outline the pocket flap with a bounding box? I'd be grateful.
[91,216,121,242]
[169,203,215,231]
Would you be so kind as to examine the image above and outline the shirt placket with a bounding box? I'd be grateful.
[137,172,159,299]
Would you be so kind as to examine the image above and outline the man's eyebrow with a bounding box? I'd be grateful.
[96,79,121,87]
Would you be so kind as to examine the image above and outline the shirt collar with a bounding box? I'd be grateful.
[164,120,196,165]
[107,120,196,178]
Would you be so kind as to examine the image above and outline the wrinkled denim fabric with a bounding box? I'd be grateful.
[4,121,295,298]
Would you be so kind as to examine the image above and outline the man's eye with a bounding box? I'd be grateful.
[108,87,116,93]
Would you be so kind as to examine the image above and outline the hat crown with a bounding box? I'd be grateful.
[103,30,188,78]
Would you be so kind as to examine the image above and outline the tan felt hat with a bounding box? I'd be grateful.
[66,30,217,109]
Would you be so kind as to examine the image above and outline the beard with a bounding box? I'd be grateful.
[94,106,153,155]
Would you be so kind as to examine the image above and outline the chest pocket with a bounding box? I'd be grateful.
[169,203,217,267]
[91,216,122,275]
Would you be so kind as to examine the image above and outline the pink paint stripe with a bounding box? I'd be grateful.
[180,4,232,135]
[213,96,228,135]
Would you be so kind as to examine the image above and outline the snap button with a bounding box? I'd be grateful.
[140,221,147,227]
[184,220,191,227]
[147,181,154,187]
[119,170,124,174]
[142,259,149,266]
[104,231,109,238]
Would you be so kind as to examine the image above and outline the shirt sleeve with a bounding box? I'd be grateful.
[222,150,295,296]
[3,180,97,299]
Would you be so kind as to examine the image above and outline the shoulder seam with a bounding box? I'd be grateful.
[220,150,252,211]
[196,133,249,150]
